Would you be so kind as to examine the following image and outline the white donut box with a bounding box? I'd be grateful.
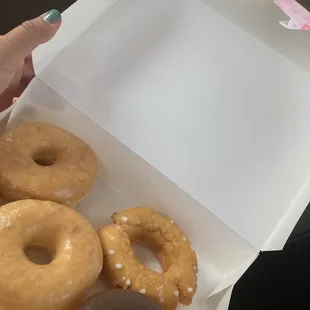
[1,0,310,309]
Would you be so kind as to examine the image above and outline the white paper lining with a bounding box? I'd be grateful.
[4,78,258,309]
[34,0,310,250]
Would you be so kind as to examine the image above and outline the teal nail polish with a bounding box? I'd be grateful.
[43,9,61,24]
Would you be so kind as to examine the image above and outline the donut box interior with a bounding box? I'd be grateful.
[2,0,310,309]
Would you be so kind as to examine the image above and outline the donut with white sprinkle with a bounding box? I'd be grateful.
[97,207,198,310]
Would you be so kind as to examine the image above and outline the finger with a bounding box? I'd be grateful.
[19,59,35,93]
[22,55,35,82]
[1,10,61,67]
[0,68,23,112]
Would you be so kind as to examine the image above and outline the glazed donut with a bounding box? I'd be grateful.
[78,289,164,310]
[0,122,97,206]
[0,199,103,310]
[97,207,198,310]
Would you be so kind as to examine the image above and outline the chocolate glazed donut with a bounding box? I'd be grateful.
[79,290,164,310]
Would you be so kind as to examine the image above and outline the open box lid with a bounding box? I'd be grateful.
[203,0,310,72]
[33,0,310,252]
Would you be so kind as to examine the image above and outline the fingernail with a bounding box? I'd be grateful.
[43,9,61,24]
[12,97,18,105]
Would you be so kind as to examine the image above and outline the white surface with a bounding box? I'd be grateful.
[204,287,233,310]
[263,175,310,250]
[36,0,310,249]
[204,0,310,73]
[33,0,120,73]
[34,0,310,74]
[8,78,258,308]
[215,287,234,310]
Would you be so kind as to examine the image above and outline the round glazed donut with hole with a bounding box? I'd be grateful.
[0,199,103,310]
[0,122,97,206]
[78,290,164,310]
[97,207,198,310]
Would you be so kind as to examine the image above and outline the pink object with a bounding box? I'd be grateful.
[274,0,310,29]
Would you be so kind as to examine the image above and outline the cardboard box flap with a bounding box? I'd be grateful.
[215,287,234,310]
[262,176,310,251]
[208,254,258,297]
[34,0,310,251]
[205,287,234,310]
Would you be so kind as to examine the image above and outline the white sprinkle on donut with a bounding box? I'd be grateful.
[187,287,193,293]
[108,249,115,255]
[170,219,174,224]
[115,263,122,269]
[125,279,131,286]
[140,289,146,294]
[182,236,187,241]
[121,216,128,223]
[193,265,197,271]
[174,290,179,297]
[158,286,164,303]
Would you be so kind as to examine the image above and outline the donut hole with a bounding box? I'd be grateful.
[32,148,57,166]
[24,245,54,265]
[132,244,163,273]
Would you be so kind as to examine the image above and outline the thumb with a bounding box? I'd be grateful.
[1,10,62,66]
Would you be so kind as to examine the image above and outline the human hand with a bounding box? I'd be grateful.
[0,10,62,112]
